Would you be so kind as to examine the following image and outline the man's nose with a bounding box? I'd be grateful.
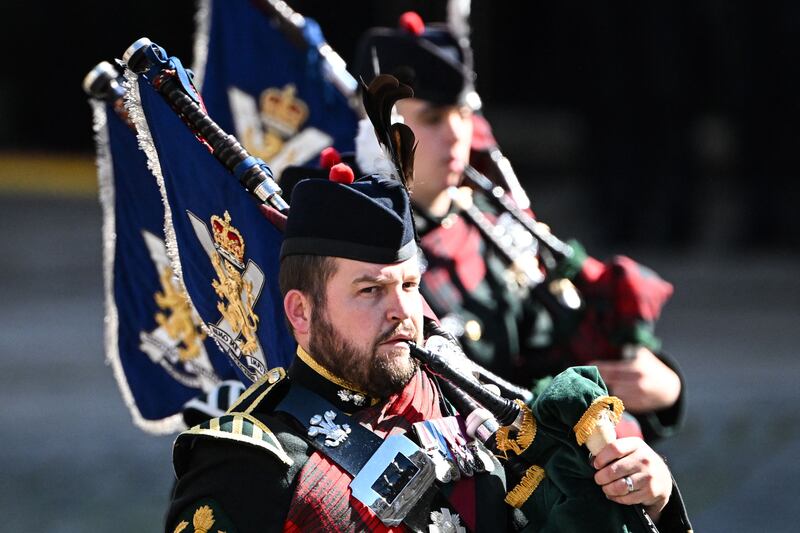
[385,287,414,323]
[440,112,461,143]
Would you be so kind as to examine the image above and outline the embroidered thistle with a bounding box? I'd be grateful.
[308,410,351,447]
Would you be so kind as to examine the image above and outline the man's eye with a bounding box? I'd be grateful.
[419,111,445,125]
[403,281,420,291]
[359,286,377,295]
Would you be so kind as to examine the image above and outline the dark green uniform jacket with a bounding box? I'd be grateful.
[165,350,691,532]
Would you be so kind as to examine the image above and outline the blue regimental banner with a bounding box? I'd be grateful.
[124,72,297,385]
[92,98,240,434]
[192,0,359,180]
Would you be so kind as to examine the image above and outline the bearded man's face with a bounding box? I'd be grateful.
[308,256,424,398]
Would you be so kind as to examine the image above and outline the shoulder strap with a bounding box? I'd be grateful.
[227,367,287,413]
[276,383,383,474]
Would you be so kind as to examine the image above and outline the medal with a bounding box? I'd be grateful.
[413,419,460,483]
[467,441,495,473]
[440,416,475,477]
[438,416,476,478]
[456,416,493,474]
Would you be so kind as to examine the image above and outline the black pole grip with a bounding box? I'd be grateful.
[156,75,289,214]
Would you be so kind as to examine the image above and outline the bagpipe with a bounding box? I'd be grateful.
[450,0,674,362]
[83,61,132,128]
[407,320,671,532]
[457,159,675,364]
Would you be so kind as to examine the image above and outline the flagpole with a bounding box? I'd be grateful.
[250,0,364,116]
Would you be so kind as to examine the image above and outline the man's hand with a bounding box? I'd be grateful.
[591,347,681,413]
[593,437,672,522]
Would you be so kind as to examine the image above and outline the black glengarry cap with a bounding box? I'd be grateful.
[280,174,417,264]
[352,12,475,107]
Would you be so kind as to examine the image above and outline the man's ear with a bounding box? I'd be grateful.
[284,289,312,335]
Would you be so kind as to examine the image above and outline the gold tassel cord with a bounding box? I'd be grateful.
[495,401,537,457]
[573,395,624,446]
[505,465,546,508]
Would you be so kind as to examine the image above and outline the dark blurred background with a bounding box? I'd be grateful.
[3,0,800,250]
[1,1,798,531]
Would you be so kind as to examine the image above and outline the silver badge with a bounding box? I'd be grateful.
[337,389,367,406]
[308,410,351,447]
[429,508,466,533]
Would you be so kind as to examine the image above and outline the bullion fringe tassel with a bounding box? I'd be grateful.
[505,465,546,508]
[573,395,624,446]
[93,93,185,435]
[495,400,536,457]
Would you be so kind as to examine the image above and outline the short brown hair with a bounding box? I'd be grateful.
[279,254,338,313]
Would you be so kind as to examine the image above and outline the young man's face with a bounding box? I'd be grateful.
[395,98,474,209]
[308,255,425,398]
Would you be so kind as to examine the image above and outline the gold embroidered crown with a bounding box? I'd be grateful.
[260,84,308,137]
[211,211,245,267]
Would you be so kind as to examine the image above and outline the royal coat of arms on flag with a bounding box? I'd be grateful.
[124,68,297,385]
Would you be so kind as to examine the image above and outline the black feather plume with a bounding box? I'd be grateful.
[360,75,417,189]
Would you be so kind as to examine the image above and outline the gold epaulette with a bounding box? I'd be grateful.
[174,369,292,473]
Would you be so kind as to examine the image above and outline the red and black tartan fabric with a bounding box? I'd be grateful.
[283,370,479,532]
[564,254,675,365]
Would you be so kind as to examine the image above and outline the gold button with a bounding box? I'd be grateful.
[441,213,458,229]
[464,320,482,341]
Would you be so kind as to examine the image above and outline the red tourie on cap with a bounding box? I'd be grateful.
[319,146,342,169]
[399,11,425,36]
[328,162,355,184]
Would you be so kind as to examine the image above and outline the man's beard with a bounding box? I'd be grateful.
[308,305,418,398]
